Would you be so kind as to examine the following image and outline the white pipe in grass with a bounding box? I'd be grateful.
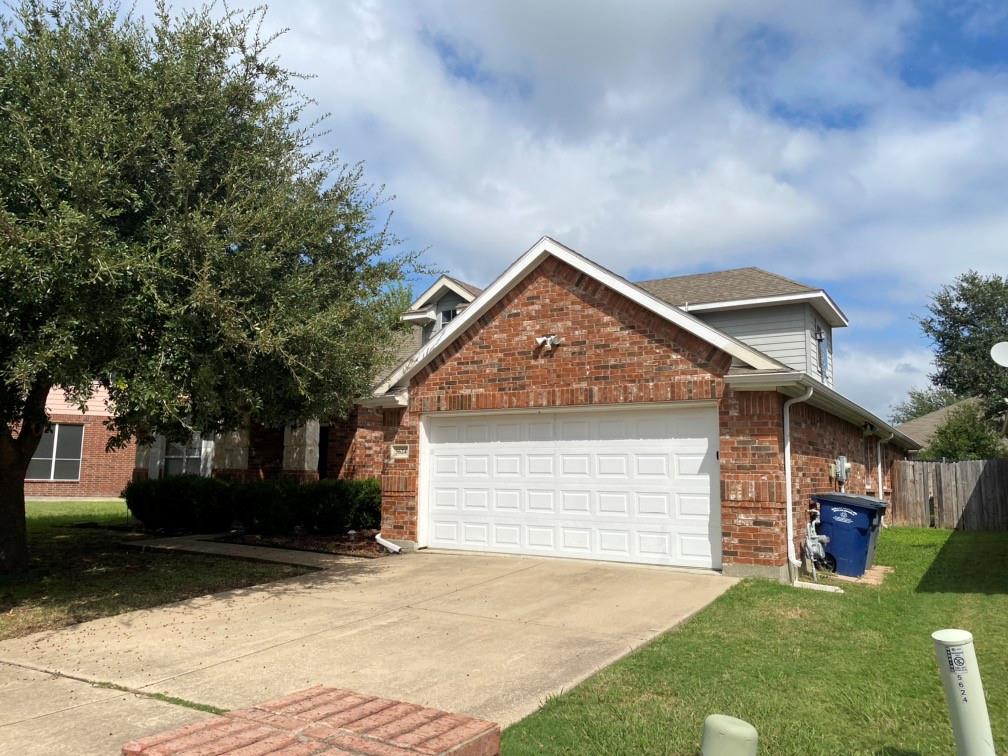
[932,629,995,755]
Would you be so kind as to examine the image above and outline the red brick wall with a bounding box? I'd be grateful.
[381,256,732,542]
[24,413,136,498]
[374,254,907,575]
[718,389,788,569]
[325,407,388,480]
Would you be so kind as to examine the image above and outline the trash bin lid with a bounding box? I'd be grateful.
[811,492,887,511]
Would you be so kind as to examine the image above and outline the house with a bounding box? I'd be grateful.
[25,387,137,498]
[364,237,918,581]
[38,236,918,582]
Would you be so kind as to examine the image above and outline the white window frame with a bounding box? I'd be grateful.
[162,435,205,477]
[26,423,85,482]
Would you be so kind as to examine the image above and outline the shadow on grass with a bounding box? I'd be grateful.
[916,530,1008,595]
[875,749,921,756]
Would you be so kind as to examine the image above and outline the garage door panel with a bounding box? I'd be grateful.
[425,406,721,568]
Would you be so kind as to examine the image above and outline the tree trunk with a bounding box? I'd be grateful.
[0,450,29,573]
[0,378,49,573]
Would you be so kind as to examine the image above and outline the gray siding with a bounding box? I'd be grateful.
[805,306,834,386]
[697,305,809,373]
[421,291,469,344]
[697,303,834,386]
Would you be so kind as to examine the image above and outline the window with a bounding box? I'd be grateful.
[440,308,457,327]
[27,424,84,481]
[163,436,203,477]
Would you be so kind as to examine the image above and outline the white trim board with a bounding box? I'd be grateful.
[406,275,478,312]
[684,291,848,328]
[376,237,784,395]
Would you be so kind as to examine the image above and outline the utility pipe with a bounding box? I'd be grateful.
[877,431,893,498]
[783,386,814,578]
[375,533,402,554]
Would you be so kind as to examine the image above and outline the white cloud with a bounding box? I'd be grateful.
[833,346,934,418]
[136,0,1008,411]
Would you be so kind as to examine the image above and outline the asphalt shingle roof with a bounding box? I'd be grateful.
[636,267,817,307]
[895,398,975,448]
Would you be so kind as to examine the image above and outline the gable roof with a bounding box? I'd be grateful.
[374,237,784,395]
[637,267,848,327]
[895,398,975,448]
[406,274,481,313]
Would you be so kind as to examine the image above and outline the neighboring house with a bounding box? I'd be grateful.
[25,387,137,498]
[33,236,919,582]
[895,398,975,452]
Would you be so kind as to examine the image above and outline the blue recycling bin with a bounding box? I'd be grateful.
[812,493,887,578]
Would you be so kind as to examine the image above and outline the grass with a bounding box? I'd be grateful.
[0,500,312,641]
[503,528,1008,755]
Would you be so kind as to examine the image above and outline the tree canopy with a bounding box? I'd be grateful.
[919,402,1007,461]
[918,270,1008,419]
[0,0,417,570]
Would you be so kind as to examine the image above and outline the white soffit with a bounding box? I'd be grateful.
[375,237,783,395]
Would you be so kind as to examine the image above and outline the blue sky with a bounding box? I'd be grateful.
[151,1,1008,417]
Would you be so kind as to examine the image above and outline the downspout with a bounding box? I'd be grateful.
[877,431,894,527]
[783,386,814,580]
[375,533,402,554]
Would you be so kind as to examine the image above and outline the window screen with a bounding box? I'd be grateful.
[163,436,203,477]
[27,424,84,481]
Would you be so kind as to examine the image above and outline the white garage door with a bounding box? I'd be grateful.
[423,405,721,568]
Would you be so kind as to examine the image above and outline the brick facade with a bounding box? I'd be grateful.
[718,389,788,572]
[375,255,907,579]
[325,407,389,480]
[24,413,136,498]
[381,256,732,543]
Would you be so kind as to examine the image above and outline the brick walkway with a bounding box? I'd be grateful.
[122,686,499,755]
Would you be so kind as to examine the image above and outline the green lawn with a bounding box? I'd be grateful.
[0,499,311,640]
[504,528,1007,755]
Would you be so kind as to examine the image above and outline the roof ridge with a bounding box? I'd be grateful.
[746,267,821,292]
[635,266,761,285]
[443,275,483,296]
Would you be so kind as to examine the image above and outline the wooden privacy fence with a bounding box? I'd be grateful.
[891,459,1008,530]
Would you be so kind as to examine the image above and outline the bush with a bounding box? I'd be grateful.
[124,475,382,535]
[123,475,232,532]
[302,478,382,534]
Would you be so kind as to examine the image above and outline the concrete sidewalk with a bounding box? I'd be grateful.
[0,551,736,754]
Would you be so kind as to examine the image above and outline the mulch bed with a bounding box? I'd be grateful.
[215,529,388,559]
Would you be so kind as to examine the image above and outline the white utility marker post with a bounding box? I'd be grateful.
[932,629,995,755]
[701,715,758,756]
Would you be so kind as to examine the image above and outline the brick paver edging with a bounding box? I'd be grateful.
[122,686,500,755]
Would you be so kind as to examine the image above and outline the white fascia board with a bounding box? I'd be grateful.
[357,389,408,408]
[401,308,436,324]
[726,371,919,449]
[374,236,783,396]
[686,292,849,328]
[406,275,477,312]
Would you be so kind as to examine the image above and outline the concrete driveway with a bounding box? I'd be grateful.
[0,550,736,754]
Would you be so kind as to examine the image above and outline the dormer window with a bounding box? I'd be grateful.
[440,308,458,326]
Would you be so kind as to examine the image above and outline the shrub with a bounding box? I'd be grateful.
[123,475,232,532]
[236,480,299,536]
[124,475,382,535]
[304,478,381,533]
